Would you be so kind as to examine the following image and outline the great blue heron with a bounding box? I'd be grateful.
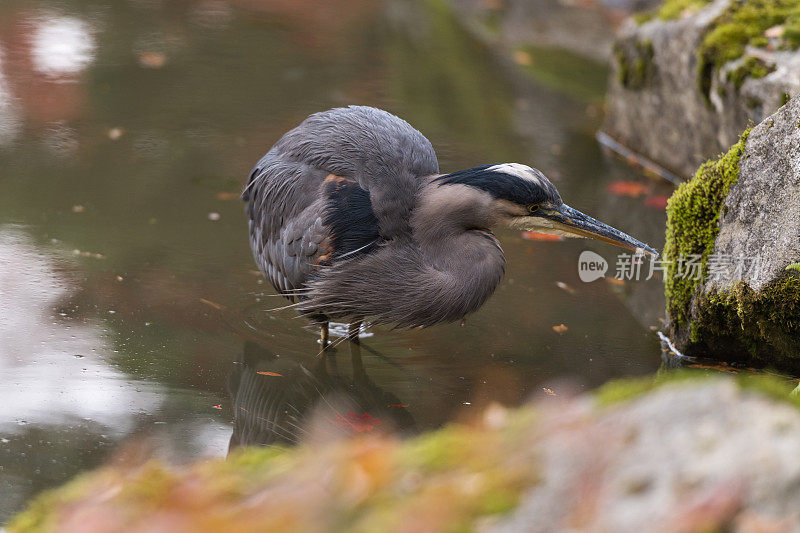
[243,106,657,344]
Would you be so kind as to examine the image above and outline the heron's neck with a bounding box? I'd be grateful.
[411,181,506,308]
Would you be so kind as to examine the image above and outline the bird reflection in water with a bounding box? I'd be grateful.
[227,337,415,452]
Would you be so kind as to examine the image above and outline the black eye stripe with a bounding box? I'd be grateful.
[435,165,561,206]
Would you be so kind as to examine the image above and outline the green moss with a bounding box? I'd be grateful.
[11,417,537,532]
[614,40,655,90]
[657,0,712,20]
[8,473,98,532]
[400,426,475,472]
[726,56,775,89]
[663,129,751,328]
[697,0,800,99]
[595,369,713,406]
[595,376,659,406]
[597,370,800,408]
[691,276,800,361]
[735,372,800,406]
[634,10,657,25]
[786,262,800,272]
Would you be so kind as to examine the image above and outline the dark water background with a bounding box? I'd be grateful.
[0,0,674,522]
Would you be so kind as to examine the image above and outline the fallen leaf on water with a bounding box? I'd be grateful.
[199,298,225,310]
[107,127,124,140]
[256,371,283,377]
[138,51,167,68]
[542,388,556,396]
[512,50,532,66]
[115,275,123,281]
[552,324,568,334]
[215,191,238,201]
[556,281,577,295]
[208,212,221,221]
[645,195,670,209]
[522,231,564,241]
[387,404,408,408]
[72,205,85,213]
[607,181,651,198]
[212,404,222,410]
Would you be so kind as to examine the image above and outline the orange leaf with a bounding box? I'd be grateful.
[512,50,532,66]
[552,324,568,334]
[256,371,283,377]
[607,181,651,198]
[199,298,225,310]
[212,404,222,409]
[138,51,166,68]
[555,281,577,295]
[542,388,556,396]
[645,195,669,209]
[522,231,564,242]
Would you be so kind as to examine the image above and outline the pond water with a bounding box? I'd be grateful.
[0,0,674,522]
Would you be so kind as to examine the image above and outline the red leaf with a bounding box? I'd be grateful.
[607,181,651,198]
[645,195,670,209]
[522,231,564,242]
[212,404,222,410]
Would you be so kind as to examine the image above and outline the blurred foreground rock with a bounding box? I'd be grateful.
[604,0,800,178]
[664,94,800,370]
[11,375,800,532]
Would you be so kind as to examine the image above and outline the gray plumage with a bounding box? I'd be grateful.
[243,106,657,329]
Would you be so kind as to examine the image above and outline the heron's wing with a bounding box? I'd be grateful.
[243,151,382,298]
[269,106,439,240]
[244,154,334,296]
[244,106,438,298]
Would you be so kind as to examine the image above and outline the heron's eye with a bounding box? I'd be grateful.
[528,204,540,214]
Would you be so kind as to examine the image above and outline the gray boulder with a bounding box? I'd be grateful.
[443,0,659,63]
[604,0,800,178]
[491,379,800,532]
[663,93,800,370]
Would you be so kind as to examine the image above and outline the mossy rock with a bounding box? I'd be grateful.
[607,0,800,177]
[663,129,750,328]
[12,373,800,531]
[8,415,541,532]
[696,0,800,98]
[664,94,800,370]
[613,39,655,91]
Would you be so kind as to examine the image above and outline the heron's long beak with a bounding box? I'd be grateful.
[535,204,659,257]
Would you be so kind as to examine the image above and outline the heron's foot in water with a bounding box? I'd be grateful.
[327,321,373,339]
[319,322,329,348]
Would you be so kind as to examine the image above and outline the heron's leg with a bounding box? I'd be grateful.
[320,322,329,349]
[348,321,363,375]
